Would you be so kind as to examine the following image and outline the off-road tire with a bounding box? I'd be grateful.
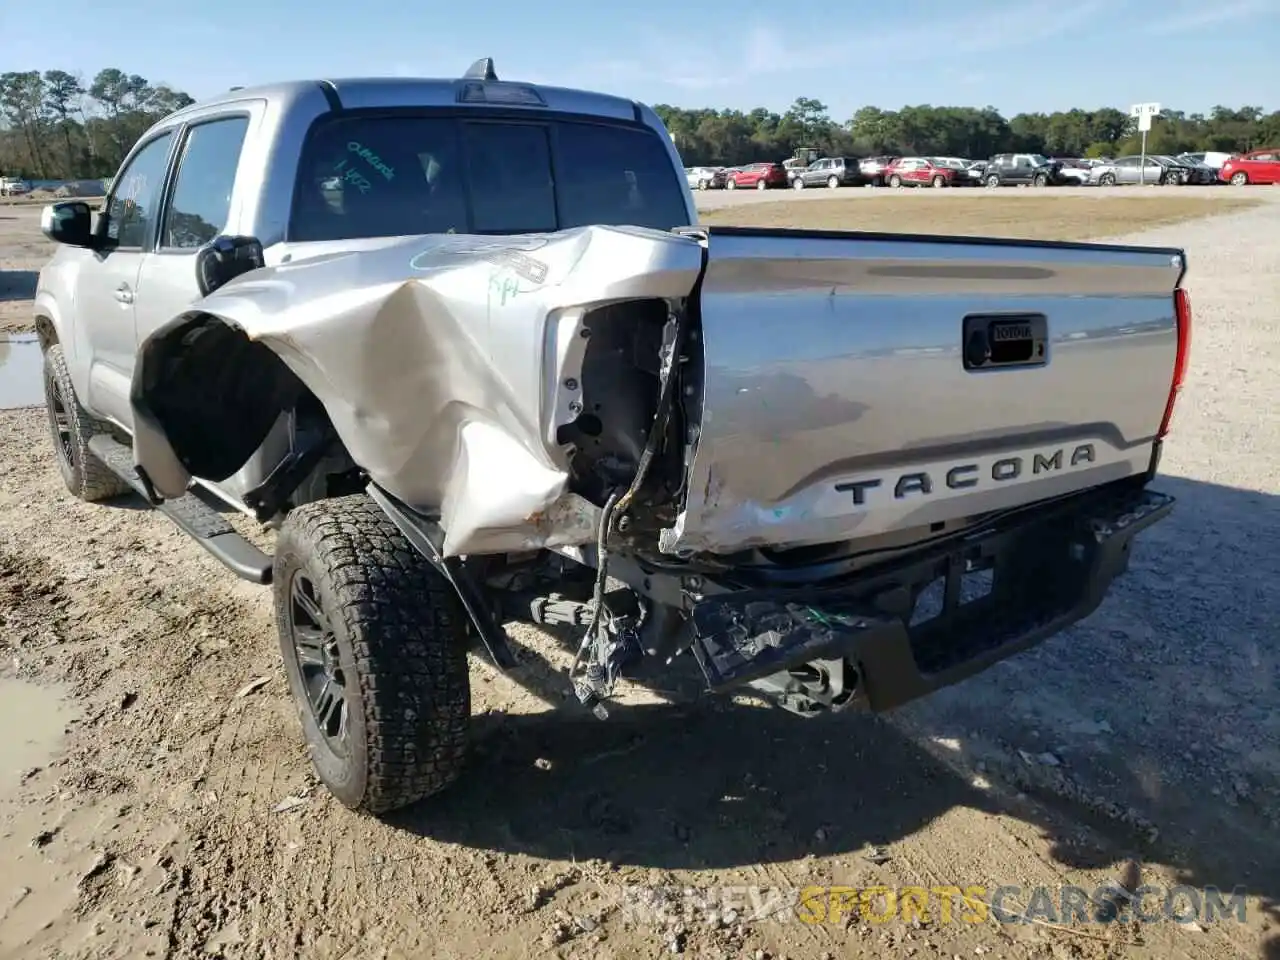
[41,344,130,502]
[273,494,472,814]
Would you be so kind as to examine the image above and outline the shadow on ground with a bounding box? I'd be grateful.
[0,270,38,303]
[373,471,1279,941]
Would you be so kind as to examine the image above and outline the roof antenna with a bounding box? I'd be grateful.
[462,57,498,81]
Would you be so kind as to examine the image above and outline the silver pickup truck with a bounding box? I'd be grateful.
[33,59,1191,815]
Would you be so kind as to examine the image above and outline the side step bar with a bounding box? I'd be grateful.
[87,435,273,584]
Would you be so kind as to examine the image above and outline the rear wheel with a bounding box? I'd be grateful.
[41,344,129,503]
[274,495,472,814]
[827,175,840,189]
[1230,171,1248,186]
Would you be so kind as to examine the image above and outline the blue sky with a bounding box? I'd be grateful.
[1,0,1275,120]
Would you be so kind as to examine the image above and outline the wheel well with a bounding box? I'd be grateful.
[136,312,328,482]
[34,315,57,351]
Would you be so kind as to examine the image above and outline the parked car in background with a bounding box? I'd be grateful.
[0,176,31,197]
[725,162,788,190]
[1154,155,1213,185]
[1054,159,1096,185]
[982,153,1068,187]
[1089,155,1170,186]
[884,156,963,188]
[1177,151,1232,171]
[858,156,900,186]
[684,166,725,190]
[793,156,863,189]
[1219,149,1280,185]
[965,160,988,184]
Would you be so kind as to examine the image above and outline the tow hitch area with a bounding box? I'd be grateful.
[689,484,1175,714]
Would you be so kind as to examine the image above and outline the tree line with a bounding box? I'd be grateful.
[0,69,195,180]
[657,98,1280,166]
[3,68,1276,179]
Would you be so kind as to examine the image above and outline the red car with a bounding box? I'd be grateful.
[725,162,788,190]
[1219,149,1280,186]
[883,156,964,188]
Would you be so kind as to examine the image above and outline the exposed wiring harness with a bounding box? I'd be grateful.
[568,308,689,704]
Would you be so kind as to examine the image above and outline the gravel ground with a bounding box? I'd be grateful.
[693,182,1260,212]
[1,195,1278,959]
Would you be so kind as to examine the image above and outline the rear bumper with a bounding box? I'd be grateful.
[688,480,1173,712]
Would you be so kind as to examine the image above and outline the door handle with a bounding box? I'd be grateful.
[114,285,134,304]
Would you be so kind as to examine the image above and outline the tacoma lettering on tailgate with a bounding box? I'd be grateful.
[836,444,1097,505]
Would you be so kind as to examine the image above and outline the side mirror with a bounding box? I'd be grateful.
[195,235,265,297]
[40,201,97,249]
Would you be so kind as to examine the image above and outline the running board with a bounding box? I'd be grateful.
[87,435,274,584]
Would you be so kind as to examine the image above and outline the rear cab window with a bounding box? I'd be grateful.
[289,111,690,241]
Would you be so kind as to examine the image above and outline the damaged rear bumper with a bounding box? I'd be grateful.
[688,481,1174,712]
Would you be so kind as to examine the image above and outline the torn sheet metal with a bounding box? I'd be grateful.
[133,225,704,557]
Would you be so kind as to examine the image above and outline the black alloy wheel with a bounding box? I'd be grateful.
[287,570,350,755]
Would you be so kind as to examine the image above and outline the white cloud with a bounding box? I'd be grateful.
[610,0,1117,92]
[1141,0,1274,35]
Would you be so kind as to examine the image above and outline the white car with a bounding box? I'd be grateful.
[0,176,32,197]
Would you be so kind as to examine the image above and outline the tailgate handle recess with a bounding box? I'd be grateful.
[963,313,1048,370]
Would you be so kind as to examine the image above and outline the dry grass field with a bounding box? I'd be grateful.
[699,193,1263,239]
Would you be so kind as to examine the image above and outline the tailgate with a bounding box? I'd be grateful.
[662,226,1186,555]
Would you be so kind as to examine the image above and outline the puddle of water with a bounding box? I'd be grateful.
[0,676,77,799]
[0,333,44,410]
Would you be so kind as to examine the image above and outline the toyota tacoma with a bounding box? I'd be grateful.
[32,59,1191,814]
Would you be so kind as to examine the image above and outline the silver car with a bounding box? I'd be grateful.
[1089,155,1169,186]
[684,165,725,190]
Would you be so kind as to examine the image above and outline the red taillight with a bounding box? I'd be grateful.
[1158,287,1192,439]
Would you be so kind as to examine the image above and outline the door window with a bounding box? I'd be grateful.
[161,116,251,249]
[104,133,174,249]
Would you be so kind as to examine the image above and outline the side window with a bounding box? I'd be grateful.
[462,122,556,233]
[1117,157,1137,168]
[105,133,174,248]
[161,116,251,249]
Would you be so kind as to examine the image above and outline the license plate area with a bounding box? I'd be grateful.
[963,313,1048,370]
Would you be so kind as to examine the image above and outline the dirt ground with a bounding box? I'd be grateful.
[2,195,1279,960]
[699,190,1261,238]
